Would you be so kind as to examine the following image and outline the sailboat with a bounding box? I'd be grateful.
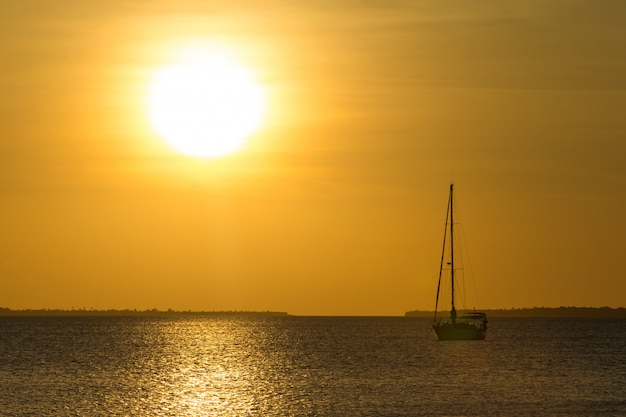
[432,183,488,340]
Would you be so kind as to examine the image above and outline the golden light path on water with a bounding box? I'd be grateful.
[136,318,272,415]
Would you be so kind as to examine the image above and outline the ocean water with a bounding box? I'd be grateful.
[0,316,624,416]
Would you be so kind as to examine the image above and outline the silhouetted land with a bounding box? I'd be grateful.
[2,307,624,318]
[405,307,626,318]
[0,308,289,317]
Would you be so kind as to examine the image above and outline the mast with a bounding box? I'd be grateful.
[449,183,456,323]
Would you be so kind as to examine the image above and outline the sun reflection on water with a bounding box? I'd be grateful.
[143,318,255,415]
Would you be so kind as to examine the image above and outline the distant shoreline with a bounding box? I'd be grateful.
[0,308,289,317]
[405,307,626,318]
[2,307,625,318]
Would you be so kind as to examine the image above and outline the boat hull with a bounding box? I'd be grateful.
[432,322,486,341]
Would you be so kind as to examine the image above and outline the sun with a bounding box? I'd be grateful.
[146,48,266,158]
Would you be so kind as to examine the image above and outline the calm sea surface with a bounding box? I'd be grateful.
[0,316,624,416]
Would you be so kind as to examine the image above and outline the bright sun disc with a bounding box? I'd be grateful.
[146,50,266,158]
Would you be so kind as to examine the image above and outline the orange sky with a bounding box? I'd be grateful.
[2,1,625,315]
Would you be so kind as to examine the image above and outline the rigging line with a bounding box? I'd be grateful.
[434,187,451,321]
[450,183,456,319]
[453,186,482,309]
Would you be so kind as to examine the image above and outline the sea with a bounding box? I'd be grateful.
[0,315,624,416]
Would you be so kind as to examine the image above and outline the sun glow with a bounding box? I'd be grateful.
[146,48,266,158]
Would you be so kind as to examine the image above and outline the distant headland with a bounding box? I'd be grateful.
[0,308,289,317]
[405,306,626,318]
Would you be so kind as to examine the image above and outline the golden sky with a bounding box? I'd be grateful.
[2,1,625,315]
